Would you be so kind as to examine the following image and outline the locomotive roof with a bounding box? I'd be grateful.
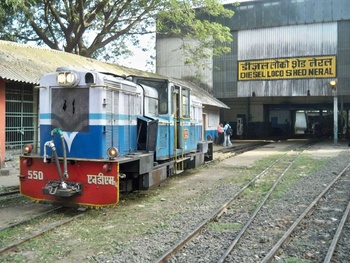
[0,40,228,109]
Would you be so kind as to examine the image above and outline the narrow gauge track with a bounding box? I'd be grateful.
[0,187,19,198]
[0,207,85,255]
[264,163,350,262]
[216,141,270,155]
[0,206,62,232]
[156,141,316,262]
[0,191,20,203]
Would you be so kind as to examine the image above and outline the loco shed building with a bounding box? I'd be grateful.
[156,0,350,139]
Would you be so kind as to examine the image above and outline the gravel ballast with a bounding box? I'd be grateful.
[93,140,350,263]
[2,140,349,263]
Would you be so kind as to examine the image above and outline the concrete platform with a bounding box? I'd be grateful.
[220,138,350,168]
[0,168,19,188]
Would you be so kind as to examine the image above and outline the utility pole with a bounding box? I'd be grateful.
[330,80,337,144]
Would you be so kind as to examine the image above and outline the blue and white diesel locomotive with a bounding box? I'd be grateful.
[19,67,212,207]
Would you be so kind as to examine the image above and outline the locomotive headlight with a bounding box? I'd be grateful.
[57,73,66,84]
[107,147,118,159]
[23,144,33,155]
[66,72,76,83]
[57,71,79,86]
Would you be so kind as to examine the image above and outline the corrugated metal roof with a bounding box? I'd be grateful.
[168,78,229,109]
[0,40,228,108]
[0,40,157,84]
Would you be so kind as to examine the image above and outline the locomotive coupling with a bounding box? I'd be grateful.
[42,180,83,197]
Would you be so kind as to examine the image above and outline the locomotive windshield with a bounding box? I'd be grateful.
[51,88,89,132]
[136,79,169,114]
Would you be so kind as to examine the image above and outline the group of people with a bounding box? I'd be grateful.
[217,122,232,146]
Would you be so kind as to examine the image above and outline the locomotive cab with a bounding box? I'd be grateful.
[130,76,205,173]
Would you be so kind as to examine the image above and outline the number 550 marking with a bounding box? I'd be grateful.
[28,170,44,180]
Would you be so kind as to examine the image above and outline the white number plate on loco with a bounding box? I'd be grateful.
[28,170,44,180]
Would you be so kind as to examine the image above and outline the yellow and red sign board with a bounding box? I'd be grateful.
[238,55,336,81]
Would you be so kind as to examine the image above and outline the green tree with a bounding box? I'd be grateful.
[0,0,235,66]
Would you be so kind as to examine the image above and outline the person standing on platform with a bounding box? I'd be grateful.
[223,121,233,146]
[217,122,224,145]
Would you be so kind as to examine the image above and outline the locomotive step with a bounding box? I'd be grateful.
[174,169,184,175]
[175,157,190,163]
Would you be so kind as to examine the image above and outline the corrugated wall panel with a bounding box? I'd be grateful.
[213,31,238,98]
[338,20,350,95]
[238,22,337,60]
[237,22,337,97]
[239,78,331,97]
[223,0,350,31]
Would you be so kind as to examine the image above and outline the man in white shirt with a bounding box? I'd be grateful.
[223,122,232,146]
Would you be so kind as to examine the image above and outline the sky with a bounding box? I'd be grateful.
[116,34,156,72]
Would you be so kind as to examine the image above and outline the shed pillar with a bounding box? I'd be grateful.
[333,95,338,144]
[0,79,5,168]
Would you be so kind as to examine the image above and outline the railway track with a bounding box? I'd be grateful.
[156,141,348,262]
[0,206,85,256]
[0,187,19,198]
[216,141,270,155]
[265,163,350,262]
[1,140,348,262]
